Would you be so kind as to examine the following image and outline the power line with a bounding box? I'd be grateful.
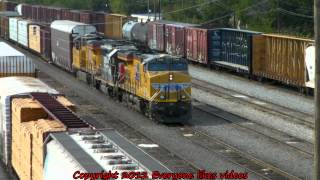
[201,0,270,25]
[278,8,313,19]
[162,0,223,15]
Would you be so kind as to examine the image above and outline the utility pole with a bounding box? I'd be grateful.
[154,0,156,20]
[277,0,280,32]
[315,0,320,179]
[148,0,150,19]
[233,11,236,28]
[158,0,161,20]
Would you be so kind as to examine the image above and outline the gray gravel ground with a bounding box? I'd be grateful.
[192,107,313,179]
[192,88,314,143]
[190,65,314,115]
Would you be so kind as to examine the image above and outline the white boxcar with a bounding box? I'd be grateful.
[17,19,31,47]
[0,77,58,166]
[0,42,36,77]
[9,17,19,42]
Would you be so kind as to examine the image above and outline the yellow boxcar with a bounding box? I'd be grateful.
[252,34,314,87]
[104,14,128,39]
[28,24,41,54]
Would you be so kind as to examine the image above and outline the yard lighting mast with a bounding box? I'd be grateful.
[314,0,320,179]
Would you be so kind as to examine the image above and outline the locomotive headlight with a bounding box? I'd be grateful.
[169,74,173,81]
[181,95,186,99]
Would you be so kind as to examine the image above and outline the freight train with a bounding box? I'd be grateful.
[0,42,170,180]
[0,1,316,116]
[0,3,193,123]
[0,1,316,93]
[126,21,315,91]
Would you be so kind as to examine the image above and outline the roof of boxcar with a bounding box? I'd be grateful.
[0,77,58,103]
[51,20,94,33]
[0,11,20,17]
[262,34,314,42]
[0,42,24,57]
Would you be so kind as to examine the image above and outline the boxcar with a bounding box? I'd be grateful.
[0,16,9,39]
[185,27,210,64]
[0,1,18,11]
[104,14,128,39]
[9,17,19,42]
[21,4,32,19]
[165,22,196,57]
[17,19,31,47]
[50,20,96,71]
[29,24,52,59]
[0,11,20,40]
[210,28,261,74]
[252,34,314,87]
[91,11,106,33]
[148,20,166,52]
[70,10,80,22]
[47,7,63,23]
[31,5,40,22]
[79,10,91,24]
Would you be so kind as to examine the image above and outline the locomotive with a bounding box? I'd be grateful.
[72,34,192,123]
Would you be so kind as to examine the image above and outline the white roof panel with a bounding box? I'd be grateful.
[0,42,24,57]
[0,77,58,102]
[51,20,96,34]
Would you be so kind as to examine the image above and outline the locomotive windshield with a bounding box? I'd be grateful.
[147,57,188,71]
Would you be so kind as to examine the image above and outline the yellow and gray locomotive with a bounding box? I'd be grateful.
[72,35,192,123]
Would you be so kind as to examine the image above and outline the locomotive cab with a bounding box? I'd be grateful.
[144,56,192,122]
[99,43,192,123]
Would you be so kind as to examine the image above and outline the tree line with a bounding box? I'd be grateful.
[9,0,314,37]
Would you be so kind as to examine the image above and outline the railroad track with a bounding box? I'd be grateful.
[176,125,301,180]
[39,72,198,175]
[44,72,308,179]
[36,58,294,180]
[188,102,312,180]
[192,78,314,129]
[192,102,313,158]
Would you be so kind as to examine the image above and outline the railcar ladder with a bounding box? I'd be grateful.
[30,92,91,129]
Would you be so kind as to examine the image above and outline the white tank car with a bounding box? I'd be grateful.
[0,77,58,166]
